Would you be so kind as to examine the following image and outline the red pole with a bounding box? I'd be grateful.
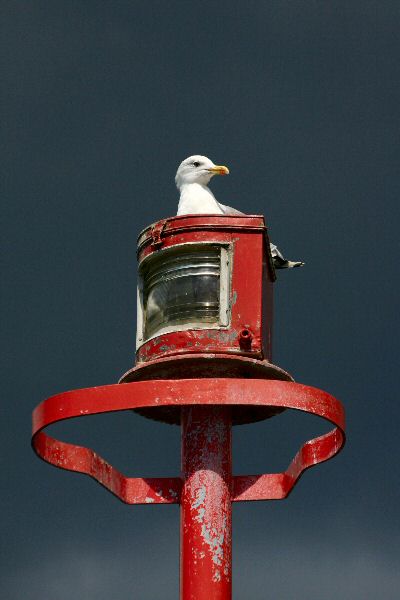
[180,405,232,600]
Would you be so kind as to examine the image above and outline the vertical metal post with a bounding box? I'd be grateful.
[180,405,232,600]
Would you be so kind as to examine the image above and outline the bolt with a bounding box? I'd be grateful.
[238,328,252,351]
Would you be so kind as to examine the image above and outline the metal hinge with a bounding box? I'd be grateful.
[151,219,167,248]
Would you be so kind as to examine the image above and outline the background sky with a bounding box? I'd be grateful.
[2,1,399,598]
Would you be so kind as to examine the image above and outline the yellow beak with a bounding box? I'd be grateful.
[208,165,230,176]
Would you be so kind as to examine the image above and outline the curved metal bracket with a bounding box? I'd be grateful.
[32,379,345,504]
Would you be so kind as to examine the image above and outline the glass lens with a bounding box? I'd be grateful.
[141,246,221,339]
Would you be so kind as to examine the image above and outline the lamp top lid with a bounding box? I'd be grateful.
[137,214,269,254]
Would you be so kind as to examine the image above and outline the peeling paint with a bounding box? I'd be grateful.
[192,485,206,509]
[200,519,226,567]
[195,507,205,523]
[181,407,232,590]
[168,488,178,499]
[213,569,221,582]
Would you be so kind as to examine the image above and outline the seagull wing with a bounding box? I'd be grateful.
[270,243,304,269]
[218,202,245,216]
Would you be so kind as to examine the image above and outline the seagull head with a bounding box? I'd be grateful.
[175,155,229,189]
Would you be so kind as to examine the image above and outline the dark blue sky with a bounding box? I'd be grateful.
[2,2,399,598]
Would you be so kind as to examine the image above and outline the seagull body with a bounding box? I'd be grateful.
[175,155,304,269]
[178,183,223,215]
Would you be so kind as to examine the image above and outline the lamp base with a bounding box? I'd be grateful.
[119,353,293,425]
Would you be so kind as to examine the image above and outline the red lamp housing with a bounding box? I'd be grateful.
[119,215,292,425]
[133,214,275,363]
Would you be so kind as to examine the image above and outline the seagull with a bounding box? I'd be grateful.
[175,155,304,269]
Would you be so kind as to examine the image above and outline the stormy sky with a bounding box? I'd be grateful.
[2,2,399,598]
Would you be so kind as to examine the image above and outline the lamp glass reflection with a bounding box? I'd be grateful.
[140,245,221,340]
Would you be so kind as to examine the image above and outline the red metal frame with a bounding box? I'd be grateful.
[32,378,345,504]
[135,215,274,363]
[32,215,346,599]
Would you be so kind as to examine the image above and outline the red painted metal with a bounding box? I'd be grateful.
[181,406,232,599]
[32,215,346,598]
[120,353,292,424]
[135,215,275,364]
[32,378,345,505]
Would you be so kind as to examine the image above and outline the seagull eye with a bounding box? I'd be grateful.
[192,161,201,167]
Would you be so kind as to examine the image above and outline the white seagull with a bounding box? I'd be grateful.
[176,155,304,269]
